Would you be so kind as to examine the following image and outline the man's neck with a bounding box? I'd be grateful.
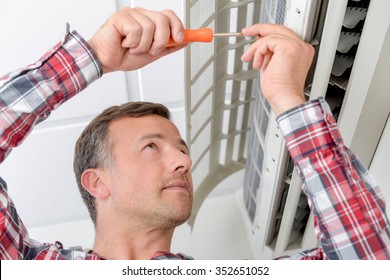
[92,225,175,260]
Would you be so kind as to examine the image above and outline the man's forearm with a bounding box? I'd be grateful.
[278,98,390,259]
[0,27,102,163]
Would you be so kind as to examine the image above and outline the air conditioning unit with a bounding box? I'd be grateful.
[186,0,389,259]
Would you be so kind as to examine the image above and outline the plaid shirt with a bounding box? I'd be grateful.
[1,28,389,260]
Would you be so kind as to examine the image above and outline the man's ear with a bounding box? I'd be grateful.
[81,169,111,199]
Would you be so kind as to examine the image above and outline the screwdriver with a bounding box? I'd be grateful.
[167,28,244,47]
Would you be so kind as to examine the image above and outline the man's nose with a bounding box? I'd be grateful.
[170,149,192,173]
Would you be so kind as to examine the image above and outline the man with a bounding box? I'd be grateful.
[73,101,193,259]
[1,7,389,260]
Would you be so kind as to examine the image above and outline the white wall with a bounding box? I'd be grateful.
[370,116,390,218]
[0,0,253,259]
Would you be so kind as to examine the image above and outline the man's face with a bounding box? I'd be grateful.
[104,115,193,230]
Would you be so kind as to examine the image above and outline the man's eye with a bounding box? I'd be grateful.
[145,143,157,149]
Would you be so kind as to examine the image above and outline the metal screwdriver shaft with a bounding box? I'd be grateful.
[212,32,244,37]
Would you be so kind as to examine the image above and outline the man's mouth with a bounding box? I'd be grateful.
[163,180,190,193]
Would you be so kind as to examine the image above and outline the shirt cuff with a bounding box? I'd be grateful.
[61,24,103,83]
[276,97,344,162]
[48,25,103,102]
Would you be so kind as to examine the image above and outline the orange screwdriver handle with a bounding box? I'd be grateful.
[167,28,213,47]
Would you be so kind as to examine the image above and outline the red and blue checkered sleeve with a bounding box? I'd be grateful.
[0,26,102,163]
[277,98,390,259]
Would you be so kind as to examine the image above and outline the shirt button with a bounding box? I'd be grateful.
[55,241,64,249]
[326,114,335,123]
